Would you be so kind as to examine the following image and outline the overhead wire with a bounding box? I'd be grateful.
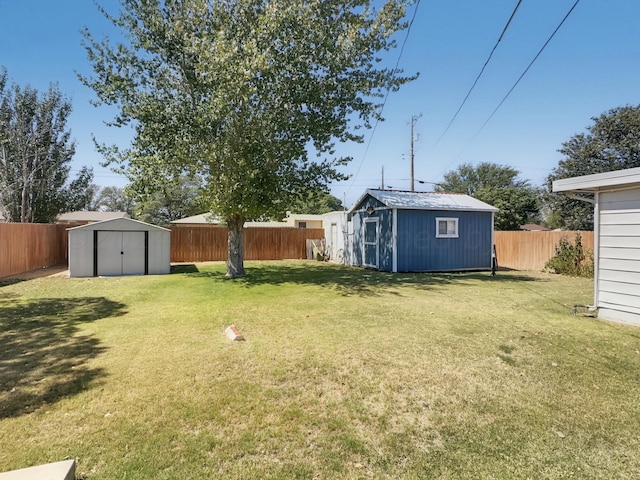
[344,0,422,198]
[437,0,583,178]
[432,0,524,148]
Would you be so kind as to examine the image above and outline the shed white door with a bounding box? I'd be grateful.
[97,231,146,276]
[363,218,379,268]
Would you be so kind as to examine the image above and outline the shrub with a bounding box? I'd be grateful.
[545,233,594,277]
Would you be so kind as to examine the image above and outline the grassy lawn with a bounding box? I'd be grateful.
[1,261,640,479]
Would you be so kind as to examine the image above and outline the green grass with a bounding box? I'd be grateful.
[1,261,640,479]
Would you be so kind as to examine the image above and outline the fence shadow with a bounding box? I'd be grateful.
[186,262,544,297]
[0,296,127,419]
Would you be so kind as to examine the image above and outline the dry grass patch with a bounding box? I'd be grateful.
[1,261,640,479]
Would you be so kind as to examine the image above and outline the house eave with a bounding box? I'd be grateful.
[552,167,640,193]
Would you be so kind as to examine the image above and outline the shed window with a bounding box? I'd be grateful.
[436,217,458,238]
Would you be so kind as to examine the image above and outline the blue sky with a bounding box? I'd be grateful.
[1,0,639,208]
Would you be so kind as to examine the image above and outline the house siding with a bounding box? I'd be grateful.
[597,189,640,324]
[396,210,493,271]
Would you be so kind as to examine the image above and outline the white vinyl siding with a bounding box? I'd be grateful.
[597,191,640,323]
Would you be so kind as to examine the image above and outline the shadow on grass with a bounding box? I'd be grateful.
[0,296,127,419]
[0,278,27,288]
[186,262,543,296]
[171,263,200,274]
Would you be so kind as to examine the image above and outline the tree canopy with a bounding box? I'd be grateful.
[435,162,541,231]
[545,105,640,230]
[81,0,416,276]
[289,188,344,215]
[0,68,90,223]
[135,175,206,225]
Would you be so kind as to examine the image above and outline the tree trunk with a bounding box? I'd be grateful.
[226,213,246,278]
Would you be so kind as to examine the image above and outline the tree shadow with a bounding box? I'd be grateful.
[0,278,27,288]
[0,296,127,419]
[186,262,544,297]
[171,263,200,274]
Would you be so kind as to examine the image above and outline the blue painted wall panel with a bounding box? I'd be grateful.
[396,210,493,271]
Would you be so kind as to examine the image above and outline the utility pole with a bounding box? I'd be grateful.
[381,166,385,190]
[410,114,421,192]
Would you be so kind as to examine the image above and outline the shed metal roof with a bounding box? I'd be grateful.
[350,189,498,213]
[67,217,170,232]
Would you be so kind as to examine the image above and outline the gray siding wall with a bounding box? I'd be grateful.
[396,210,493,272]
[597,189,640,324]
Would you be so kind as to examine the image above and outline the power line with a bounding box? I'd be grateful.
[432,0,524,148]
[438,0,582,178]
[346,0,422,197]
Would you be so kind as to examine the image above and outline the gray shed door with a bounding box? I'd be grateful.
[363,218,379,268]
[97,231,146,276]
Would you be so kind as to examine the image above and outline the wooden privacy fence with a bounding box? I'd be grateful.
[169,226,325,262]
[494,230,594,271]
[1,222,593,277]
[0,223,71,278]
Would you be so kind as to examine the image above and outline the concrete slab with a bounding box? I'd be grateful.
[0,460,75,480]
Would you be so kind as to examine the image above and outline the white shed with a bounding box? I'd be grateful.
[322,211,351,265]
[553,167,640,326]
[68,218,171,277]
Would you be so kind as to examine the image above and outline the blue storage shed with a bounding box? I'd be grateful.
[349,189,498,272]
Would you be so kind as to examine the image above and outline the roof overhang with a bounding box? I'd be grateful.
[552,167,640,193]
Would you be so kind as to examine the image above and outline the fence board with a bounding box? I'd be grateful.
[0,223,70,278]
[169,226,324,262]
[494,230,593,271]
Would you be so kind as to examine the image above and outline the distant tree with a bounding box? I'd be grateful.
[545,105,640,230]
[0,68,78,222]
[290,189,344,215]
[64,166,100,212]
[135,175,206,225]
[94,186,136,215]
[435,162,541,230]
[81,0,416,277]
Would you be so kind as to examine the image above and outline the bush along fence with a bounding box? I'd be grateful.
[1,222,593,278]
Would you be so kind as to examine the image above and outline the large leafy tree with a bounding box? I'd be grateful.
[80,0,415,277]
[94,186,136,214]
[0,68,79,223]
[64,166,100,212]
[435,162,541,230]
[545,105,640,230]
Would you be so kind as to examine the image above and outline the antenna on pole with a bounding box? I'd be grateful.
[409,114,421,191]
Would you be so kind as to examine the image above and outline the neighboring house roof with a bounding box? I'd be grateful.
[285,213,325,222]
[169,213,222,224]
[349,189,499,213]
[57,211,129,223]
[553,166,640,193]
[520,223,550,231]
[171,212,324,227]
